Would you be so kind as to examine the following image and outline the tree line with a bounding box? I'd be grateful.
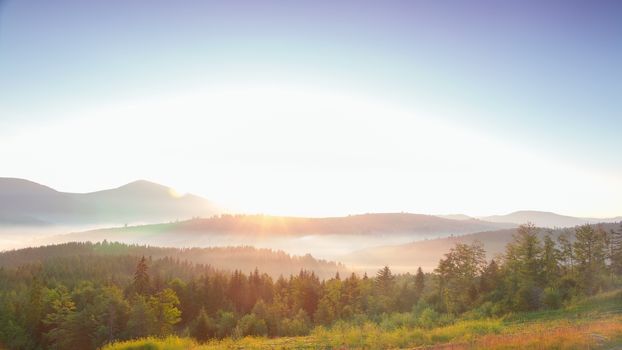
[0,223,620,349]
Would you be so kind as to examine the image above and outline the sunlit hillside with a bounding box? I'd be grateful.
[0,241,345,279]
[344,222,622,272]
[2,0,621,349]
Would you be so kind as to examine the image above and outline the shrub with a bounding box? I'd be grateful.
[235,314,268,337]
[215,311,237,339]
[418,307,440,328]
[543,287,562,309]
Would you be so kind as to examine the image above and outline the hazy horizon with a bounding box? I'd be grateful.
[2,176,621,220]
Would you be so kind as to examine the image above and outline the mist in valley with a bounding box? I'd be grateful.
[18,225,437,269]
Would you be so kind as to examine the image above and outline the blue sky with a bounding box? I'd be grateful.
[0,0,620,216]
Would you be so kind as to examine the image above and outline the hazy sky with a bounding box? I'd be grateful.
[1,0,621,217]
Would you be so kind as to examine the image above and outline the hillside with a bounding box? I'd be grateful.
[0,241,345,279]
[2,220,621,350]
[0,178,220,226]
[343,222,622,273]
[481,210,622,228]
[56,213,515,241]
[46,213,517,260]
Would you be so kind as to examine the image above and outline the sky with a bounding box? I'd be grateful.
[0,0,621,217]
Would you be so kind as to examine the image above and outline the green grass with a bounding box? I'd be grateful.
[103,337,197,350]
[502,289,622,324]
[103,290,622,350]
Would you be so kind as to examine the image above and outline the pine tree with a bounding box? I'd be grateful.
[480,260,500,294]
[434,242,486,313]
[557,229,575,276]
[610,224,622,276]
[133,256,150,295]
[375,266,394,295]
[150,288,182,335]
[126,295,156,338]
[541,233,560,285]
[503,223,544,311]
[414,267,425,299]
[574,224,607,295]
[190,308,216,342]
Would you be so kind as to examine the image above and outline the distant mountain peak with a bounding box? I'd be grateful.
[0,178,220,226]
[436,214,473,221]
[481,210,619,228]
[509,210,559,216]
[0,177,58,195]
[117,179,169,191]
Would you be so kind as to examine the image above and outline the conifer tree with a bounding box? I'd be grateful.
[133,256,150,295]
[190,308,216,342]
[574,224,606,295]
[610,224,622,276]
[414,267,425,299]
[541,233,560,285]
[375,266,394,295]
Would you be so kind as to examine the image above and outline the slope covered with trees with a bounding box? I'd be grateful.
[0,241,345,279]
[60,213,516,240]
[344,222,621,272]
[0,224,621,349]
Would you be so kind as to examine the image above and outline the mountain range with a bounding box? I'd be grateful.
[439,211,621,228]
[2,178,621,258]
[480,210,622,228]
[0,177,219,226]
[1,178,621,273]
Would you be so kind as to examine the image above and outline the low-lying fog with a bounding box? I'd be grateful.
[0,225,113,251]
[0,225,441,270]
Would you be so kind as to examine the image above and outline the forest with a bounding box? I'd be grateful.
[0,223,621,349]
[0,242,345,279]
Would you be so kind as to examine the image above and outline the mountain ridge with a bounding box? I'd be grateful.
[0,177,220,226]
[2,177,620,231]
[480,210,621,228]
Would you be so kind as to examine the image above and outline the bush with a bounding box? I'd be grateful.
[379,312,416,330]
[279,309,311,336]
[235,314,268,337]
[514,285,543,311]
[543,287,562,309]
[418,307,440,328]
[462,301,495,319]
[215,311,237,339]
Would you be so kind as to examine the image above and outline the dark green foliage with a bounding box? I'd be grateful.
[190,309,216,342]
[502,223,545,310]
[215,311,237,339]
[235,314,268,337]
[414,267,425,299]
[435,242,486,313]
[0,222,621,349]
[375,266,395,294]
[133,256,150,295]
[574,224,607,294]
[126,295,156,338]
[609,224,622,275]
[480,260,500,295]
